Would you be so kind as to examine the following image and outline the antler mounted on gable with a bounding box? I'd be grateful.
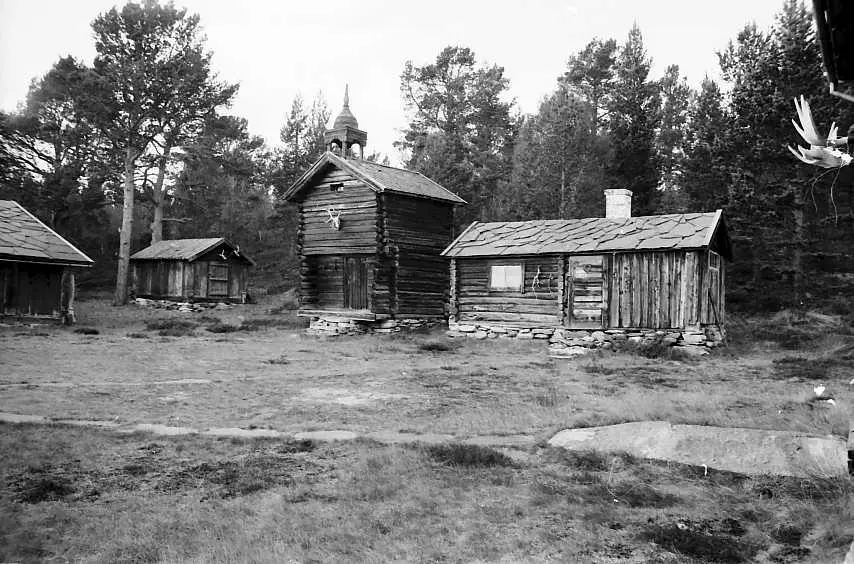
[788,96,851,169]
[325,207,342,230]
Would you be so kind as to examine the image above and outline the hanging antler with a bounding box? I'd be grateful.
[788,96,851,169]
[325,207,342,230]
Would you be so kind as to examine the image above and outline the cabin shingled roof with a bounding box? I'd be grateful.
[284,152,466,205]
[0,200,93,266]
[442,211,730,259]
[130,238,255,265]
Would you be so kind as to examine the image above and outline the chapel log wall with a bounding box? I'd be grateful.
[383,194,454,317]
[298,168,378,256]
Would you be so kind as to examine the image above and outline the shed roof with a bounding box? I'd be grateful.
[284,152,466,205]
[442,210,731,260]
[0,200,94,267]
[130,238,255,265]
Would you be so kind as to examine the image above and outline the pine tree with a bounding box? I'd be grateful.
[681,77,731,212]
[89,0,237,304]
[656,65,691,195]
[607,24,661,215]
[399,46,515,225]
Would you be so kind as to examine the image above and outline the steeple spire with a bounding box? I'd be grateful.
[325,85,367,159]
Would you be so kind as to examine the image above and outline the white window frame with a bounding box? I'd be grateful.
[708,250,720,271]
[489,264,524,292]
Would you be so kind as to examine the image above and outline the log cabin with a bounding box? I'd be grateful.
[442,190,732,348]
[130,238,254,302]
[283,88,466,333]
[0,200,93,320]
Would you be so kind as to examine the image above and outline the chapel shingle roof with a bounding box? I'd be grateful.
[130,238,255,265]
[0,200,93,266]
[284,152,466,205]
[442,211,729,259]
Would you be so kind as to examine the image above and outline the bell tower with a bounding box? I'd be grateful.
[324,85,367,159]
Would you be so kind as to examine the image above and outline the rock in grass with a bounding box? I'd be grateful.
[548,421,848,478]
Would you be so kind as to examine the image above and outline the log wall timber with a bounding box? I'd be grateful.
[449,258,458,320]
[298,168,379,255]
[384,194,455,317]
[456,256,560,325]
[301,254,378,310]
[373,194,392,315]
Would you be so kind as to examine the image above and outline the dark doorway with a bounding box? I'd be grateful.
[343,255,368,310]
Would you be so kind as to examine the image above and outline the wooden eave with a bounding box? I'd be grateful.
[0,256,93,268]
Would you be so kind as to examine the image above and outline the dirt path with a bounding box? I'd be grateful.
[0,411,537,461]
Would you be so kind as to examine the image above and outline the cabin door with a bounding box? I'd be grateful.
[567,255,606,328]
[343,256,368,310]
[208,263,229,299]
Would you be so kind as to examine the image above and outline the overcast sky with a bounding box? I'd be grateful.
[1,0,785,164]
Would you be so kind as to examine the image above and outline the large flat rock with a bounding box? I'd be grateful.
[548,421,848,478]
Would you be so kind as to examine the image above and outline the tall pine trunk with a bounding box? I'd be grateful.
[114,147,137,305]
[792,180,805,303]
[149,145,172,244]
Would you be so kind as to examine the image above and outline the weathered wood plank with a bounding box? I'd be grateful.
[632,253,642,327]
[646,253,662,329]
[685,251,697,326]
[459,312,559,324]
[619,254,630,327]
[607,254,617,327]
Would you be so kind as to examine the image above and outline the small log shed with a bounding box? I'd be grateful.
[0,200,93,319]
[283,89,466,331]
[442,190,732,339]
[130,238,255,302]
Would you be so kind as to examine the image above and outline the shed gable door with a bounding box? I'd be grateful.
[152,261,169,296]
[567,255,605,328]
[343,256,368,310]
[208,262,229,298]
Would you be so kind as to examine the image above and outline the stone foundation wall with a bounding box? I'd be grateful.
[307,316,441,336]
[447,320,724,356]
[446,321,553,340]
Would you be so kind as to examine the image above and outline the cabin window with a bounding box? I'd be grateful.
[708,251,720,271]
[330,182,344,192]
[490,264,523,291]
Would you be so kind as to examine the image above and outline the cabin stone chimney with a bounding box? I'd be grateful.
[604,189,632,219]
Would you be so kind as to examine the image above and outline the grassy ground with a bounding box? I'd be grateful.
[1,294,853,562]
[1,424,851,563]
